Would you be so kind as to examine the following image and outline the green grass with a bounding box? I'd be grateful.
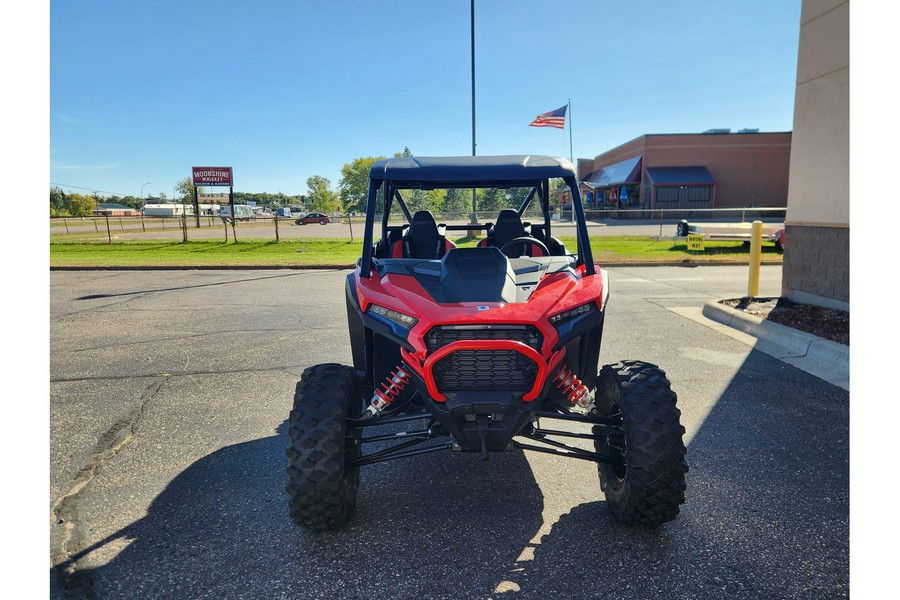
[568,236,784,263]
[50,239,364,267]
[50,236,783,267]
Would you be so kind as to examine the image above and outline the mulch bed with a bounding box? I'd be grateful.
[720,297,849,346]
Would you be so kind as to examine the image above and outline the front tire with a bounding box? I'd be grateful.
[593,360,688,526]
[286,363,362,531]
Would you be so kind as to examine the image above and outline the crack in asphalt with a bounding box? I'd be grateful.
[72,271,308,301]
[50,378,166,600]
[64,327,334,353]
[50,364,307,384]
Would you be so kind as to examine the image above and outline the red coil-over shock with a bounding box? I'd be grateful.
[553,365,597,413]
[364,363,411,417]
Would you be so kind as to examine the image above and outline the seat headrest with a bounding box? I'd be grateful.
[492,209,526,246]
[404,210,442,258]
[407,210,439,239]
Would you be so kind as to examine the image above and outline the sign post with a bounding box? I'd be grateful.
[229,184,236,242]
[192,185,200,228]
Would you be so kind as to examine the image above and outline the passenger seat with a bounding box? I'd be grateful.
[390,210,456,259]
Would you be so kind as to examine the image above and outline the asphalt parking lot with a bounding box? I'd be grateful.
[49,265,848,599]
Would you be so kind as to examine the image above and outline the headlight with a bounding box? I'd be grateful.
[368,304,419,329]
[548,302,596,327]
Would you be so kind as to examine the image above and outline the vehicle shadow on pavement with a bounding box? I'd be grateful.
[501,351,849,599]
[54,354,848,600]
[54,421,550,599]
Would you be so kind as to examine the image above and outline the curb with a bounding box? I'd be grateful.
[702,300,849,380]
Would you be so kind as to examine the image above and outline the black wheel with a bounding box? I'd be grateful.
[286,363,362,531]
[593,360,688,526]
[319,219,327,225]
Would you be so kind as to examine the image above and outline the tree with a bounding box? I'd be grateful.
[175,177,199,203]
[424,189,445,213]
[306,176,339,213]
[69,193,97,217]
[479,187,507,213]
[442,188,470,219]
[402,188,445,215]
[119,195,140,210]
[50,186,70,216]
[339,156,383,214]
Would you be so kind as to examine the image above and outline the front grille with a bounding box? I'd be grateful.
[432,349,539,391]
[425,325,542,353]
[426,325,542,392]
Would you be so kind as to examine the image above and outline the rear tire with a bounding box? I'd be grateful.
[286,363,362,531]
[593,360,688,526]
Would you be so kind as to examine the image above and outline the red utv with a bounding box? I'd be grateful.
[286,156,687,531]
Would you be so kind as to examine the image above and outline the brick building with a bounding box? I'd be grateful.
[95,203,140,217]
[576,131,792,213]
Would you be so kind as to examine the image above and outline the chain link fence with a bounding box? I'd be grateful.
[50,206,787,243]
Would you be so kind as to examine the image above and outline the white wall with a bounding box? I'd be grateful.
[785,0,849,227]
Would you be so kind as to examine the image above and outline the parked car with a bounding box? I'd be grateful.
[295,213,331,225]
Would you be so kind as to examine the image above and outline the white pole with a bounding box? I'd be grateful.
[569,99,575,223]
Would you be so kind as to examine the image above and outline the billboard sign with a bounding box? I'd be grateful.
[192,166,233,187]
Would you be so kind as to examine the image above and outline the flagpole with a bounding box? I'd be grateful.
[568,98,574,223]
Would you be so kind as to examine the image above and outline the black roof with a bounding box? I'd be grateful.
[369,155,576,187]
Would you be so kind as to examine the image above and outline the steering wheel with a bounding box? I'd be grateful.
[498,236,550,257]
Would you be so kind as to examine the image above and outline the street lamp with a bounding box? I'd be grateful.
[140,181,151,212]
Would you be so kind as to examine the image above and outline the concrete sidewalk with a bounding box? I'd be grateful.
[672,301,849,390]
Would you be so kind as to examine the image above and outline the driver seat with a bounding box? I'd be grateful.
[478,209,546,257]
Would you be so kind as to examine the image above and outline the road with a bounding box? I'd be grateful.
[50,217,722,241]
[49,265,848,599]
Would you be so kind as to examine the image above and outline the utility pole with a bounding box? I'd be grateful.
[470,0,477,225]
[471,0,476,161]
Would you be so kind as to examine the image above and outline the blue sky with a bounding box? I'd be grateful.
[49,0,802,198]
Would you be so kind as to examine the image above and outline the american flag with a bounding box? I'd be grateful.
[529,105,567,129]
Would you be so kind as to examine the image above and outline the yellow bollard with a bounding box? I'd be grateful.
[747,220,763,297]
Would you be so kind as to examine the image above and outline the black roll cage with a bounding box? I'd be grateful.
[359,156,595,278]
